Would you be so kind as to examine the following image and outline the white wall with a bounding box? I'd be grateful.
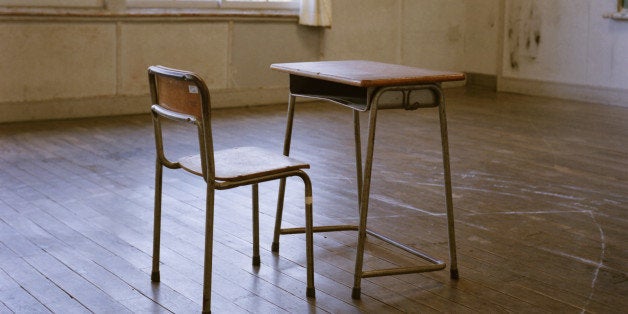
[0,22,117,103]
[463,0,501,75]
[322,0,500,75]
[1,0,626,123]
[322,0,400,63]
[499,0,628,107]
[0,16,320,122]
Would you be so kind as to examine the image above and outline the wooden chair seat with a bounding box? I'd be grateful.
[179,146,309,182]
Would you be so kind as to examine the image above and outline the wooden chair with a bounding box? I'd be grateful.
[147,65,315,313]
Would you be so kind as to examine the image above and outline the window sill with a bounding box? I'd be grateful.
[603,11,628,21]
[0,7,298,21]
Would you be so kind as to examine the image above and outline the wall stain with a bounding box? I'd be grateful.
[447,25,462,43]
[507,0,542,71]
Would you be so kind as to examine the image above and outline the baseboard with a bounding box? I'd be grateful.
[0,87,292,123]
[498,76,628,108]
[0,83,475,123]
[0,95,149,123]
[466,73,497,90]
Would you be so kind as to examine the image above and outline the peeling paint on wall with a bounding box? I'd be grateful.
[507,0,542,71]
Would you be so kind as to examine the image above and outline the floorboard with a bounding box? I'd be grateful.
[0,87,626,313]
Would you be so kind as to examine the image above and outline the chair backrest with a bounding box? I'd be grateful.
[148,65,215,180]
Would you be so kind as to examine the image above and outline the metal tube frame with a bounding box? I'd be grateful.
[151,101,316,313]
[274,83,458,300]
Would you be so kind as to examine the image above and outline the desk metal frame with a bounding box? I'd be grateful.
[272,68,459,299]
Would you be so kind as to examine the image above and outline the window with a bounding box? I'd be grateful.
[0,0,103,7]
[606,0,628,20]
[222,0,298,9]
[0,0,297,10]
[126,0,298,9]
[126,0,218,9]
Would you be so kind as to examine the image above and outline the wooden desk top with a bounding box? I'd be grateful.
[271,60,465,87]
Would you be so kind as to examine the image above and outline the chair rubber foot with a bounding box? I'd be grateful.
[202,310,211,314]
[451,268,459,279]
[449,269,460,279]
[252,256,261,266]
[151,271,160,282]
[271,242,279,252]
[351,287,361,300]
[306,287,316,298]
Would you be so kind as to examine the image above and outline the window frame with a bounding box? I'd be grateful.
[0,0,298,11]
[126,0,219,9]
[606,0,628,20]
[220,0,298,10]
[126,0,298,10]
[0,0,103,8]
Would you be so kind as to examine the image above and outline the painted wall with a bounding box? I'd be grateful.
[0,17,320,122]
[326,0,628,107]
[500,0,628,106]
[463,0,501,75]
[322,0,500,74]
[1,0,626,122]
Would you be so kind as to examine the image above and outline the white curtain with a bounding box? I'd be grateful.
[299,0,332,27]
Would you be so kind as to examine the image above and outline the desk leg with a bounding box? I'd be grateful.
[437,92,459,279]
[272,94,297,252]
[353,110,363,212]
[352,105,380,299]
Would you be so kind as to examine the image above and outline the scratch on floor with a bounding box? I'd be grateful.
[536,245,608,271]
[370,193,444,216]
[387,180,528,199]
[465,209,588,216]
[520,188,586,201]
[465,207,608,313]
[581,210,606,314]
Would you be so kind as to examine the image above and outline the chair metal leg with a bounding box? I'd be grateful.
[296,171,316,298]
[151,161,163,282]
[272,179,286,252]
[352,105,380,299]
[252,184,261,266]
[273,94,297,252]
[202,186,216,314]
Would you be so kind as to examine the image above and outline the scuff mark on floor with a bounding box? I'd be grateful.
[465,209,588,216]
[581,210,606,314]
[370,193,445,216]
[471,205,608,313]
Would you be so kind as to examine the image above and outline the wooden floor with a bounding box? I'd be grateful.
[1,87,626,313]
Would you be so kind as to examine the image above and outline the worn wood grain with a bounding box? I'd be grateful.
[0,87,626,312]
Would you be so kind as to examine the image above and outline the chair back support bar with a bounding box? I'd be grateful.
[148,65,215,181]
[154,73,204,119]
